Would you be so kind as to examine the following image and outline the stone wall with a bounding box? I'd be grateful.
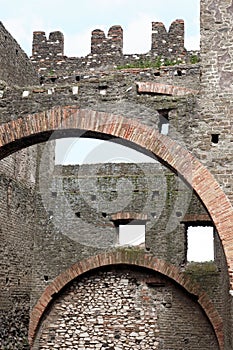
[1,1,233,347]
[0,171,36,349]
[30,20,192,78]
[29,159,229,338]
[91,26,123,56]
[151,19,185,58]
[35,266,219,350]
[0,141,39,350]
[0,22,38,86]
[198,1,233,345]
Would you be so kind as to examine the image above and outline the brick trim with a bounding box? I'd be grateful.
[136,81,198,96]
[182,214,212,222]
[110,212,148,221]
[29,250,224,349]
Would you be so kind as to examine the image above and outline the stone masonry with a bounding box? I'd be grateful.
[36,267,218,350]
[1,0,233,349]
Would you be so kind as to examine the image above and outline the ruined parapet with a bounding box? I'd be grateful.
[91,25,123,56]
[32,30,64,61]
[151,19,186,58]
[30,20,191,78]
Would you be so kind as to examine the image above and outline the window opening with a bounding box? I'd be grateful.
[158,110,169,135]
[187,225,214,262]
[118,223,145,246]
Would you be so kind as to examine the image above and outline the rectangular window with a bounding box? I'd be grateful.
[118,224,145,246]
[187,226,214,262]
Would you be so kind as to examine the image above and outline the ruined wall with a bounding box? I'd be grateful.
[198,1,233,345]
[30,20,192,78]
[0,168,36,349]
[0,142,39,349]
[35,267,218,350]
[0,2,233,347]
[151,19,186,58]
[28,157,229,346]
[0,22,38,86]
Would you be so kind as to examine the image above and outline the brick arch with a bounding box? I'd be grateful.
[0,106,233,288]
[29,250,224,349]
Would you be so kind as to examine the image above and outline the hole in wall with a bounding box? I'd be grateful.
[75,75,80,81]
[158,110,169,135]
[44,275,49,282]
[152,190,159,199]
[177,69,182,76]
[40,76,45,85]
[211,134,219,144]
[102,212,107,218]
[75,212,81,218]
[50,77,57,83]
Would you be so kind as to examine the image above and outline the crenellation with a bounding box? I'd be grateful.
[151,19,185,58]
[31,20,189,77]
[32,30,64,62]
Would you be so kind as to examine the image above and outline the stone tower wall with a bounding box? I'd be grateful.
[0,22,38,86]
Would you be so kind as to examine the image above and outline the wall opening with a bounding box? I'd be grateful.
[158,110,169,135]
[211,134,219,144]
[118,223,145,246]
[187,225,214,262]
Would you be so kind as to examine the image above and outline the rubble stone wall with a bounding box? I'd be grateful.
[35,267,219,350]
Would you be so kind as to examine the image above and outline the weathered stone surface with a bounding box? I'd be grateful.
[36,268,219,350]
[0,22,38,86]
[0,1,233,349]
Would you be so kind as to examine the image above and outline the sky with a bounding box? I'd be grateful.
[1,0,200,57]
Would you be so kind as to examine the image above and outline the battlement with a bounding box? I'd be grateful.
[151,19,185,57]
[31,19,189,77]
[91,25,123,55]
[32,30,64,59]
